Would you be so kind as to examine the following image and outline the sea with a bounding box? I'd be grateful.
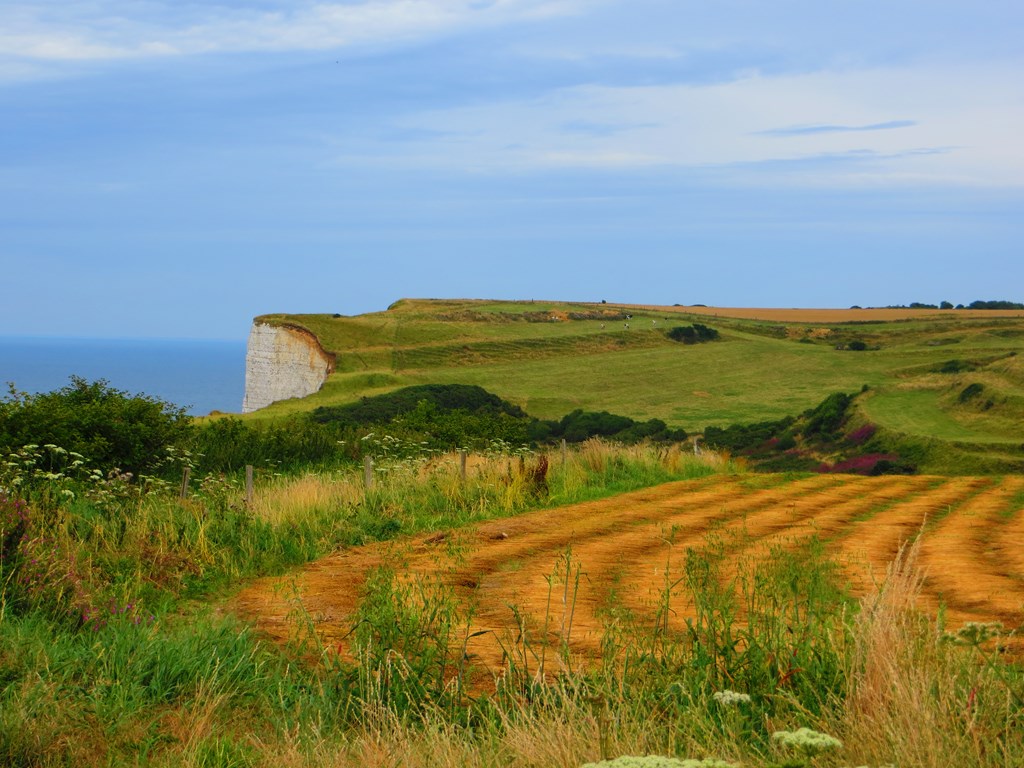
[0,337,248,417]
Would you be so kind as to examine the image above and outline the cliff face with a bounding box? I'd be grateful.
[242,322,333,413]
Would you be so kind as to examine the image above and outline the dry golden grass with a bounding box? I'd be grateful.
[257,703,648,768]
[246,472,365,527]
[839,537,1023,768]
[234,473,1024,691]
[615,303,1024,323]
[919,476,1024,620]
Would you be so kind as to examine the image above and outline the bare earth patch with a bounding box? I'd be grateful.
[232,474,1024,684]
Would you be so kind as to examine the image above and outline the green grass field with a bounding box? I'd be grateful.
[249,301,1024,464]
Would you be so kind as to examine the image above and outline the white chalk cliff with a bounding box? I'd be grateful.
[242,322,333,413]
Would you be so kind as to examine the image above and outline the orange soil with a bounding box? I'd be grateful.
[232,475,1024,684]
[995,516,1024,574]
[919,476,1024,622]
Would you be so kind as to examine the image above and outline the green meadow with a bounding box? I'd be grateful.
[251,299,1024,472]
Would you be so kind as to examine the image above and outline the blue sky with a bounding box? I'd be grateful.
[2,0,1022,339]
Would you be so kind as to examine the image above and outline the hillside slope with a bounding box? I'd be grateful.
[245,299,1024,470]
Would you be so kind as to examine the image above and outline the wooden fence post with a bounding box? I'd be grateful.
[460,450,468,482]
[245,465,254,506]
[179,467,191,500]
[364,456,374,489]
[561,438,567,466]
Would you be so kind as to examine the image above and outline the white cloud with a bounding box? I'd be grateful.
[0,0,590,61]
[380,62,1024,186]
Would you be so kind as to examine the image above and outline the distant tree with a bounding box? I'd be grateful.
[939,300,954,309]
[967,300,1024,310]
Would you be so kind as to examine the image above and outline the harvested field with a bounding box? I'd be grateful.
[233,474,1024,684]
[618,304,1024,323]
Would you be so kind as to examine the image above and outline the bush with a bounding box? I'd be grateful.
[191,417,346,473]
[552,410,686,444]
[816,453,910,475]
[311,385,686,451]
[0,378,191,476]
[935,359,976,374]
[803,392,852,437]
[847,340,868,351]
[667,324,719,344]
[310,384,525,427]
[958,382,985,403]
[845,424,877,445]
[702,417,794,453]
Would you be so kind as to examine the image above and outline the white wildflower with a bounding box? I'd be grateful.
[712,689,751,706]
[946,621,1003,646]
[772,727,842,755]
[581,758,738,768]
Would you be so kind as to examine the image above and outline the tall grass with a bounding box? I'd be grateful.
[2,443,1022,767]
[251,528,1023,768]
[0,440,730,766]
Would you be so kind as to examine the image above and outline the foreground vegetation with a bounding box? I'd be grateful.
[1,434,729,766]
[3,428,1023,766]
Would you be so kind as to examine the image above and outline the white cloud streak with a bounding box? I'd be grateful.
[0,0,589,61]
[379,63,1024,187]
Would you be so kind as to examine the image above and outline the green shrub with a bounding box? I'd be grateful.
[553,410,686,444]
[847,340,868,351]
[702,416,794,453]
[958,382,985,403]
[803,392,852,437]
[310,384,525,427]
[935,359,975,374]
[667,324,719,344]
[192,416,346,472]
[312,385,686,451]
[0,378,191,476]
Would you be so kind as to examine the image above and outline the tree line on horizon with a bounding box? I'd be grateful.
[853,299,1024,310]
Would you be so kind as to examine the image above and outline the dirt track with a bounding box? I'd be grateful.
[232,474,1024,680]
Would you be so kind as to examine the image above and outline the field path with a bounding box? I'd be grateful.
[232,474,1024,680]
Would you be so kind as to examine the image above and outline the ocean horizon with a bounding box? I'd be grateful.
[0,336,247,416]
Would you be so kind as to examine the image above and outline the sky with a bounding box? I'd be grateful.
[2,0,1022,339]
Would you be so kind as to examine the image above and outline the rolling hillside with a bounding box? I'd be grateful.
[248,299,1024,472]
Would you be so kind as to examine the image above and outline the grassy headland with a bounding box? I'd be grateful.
[248,299,1024,474]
